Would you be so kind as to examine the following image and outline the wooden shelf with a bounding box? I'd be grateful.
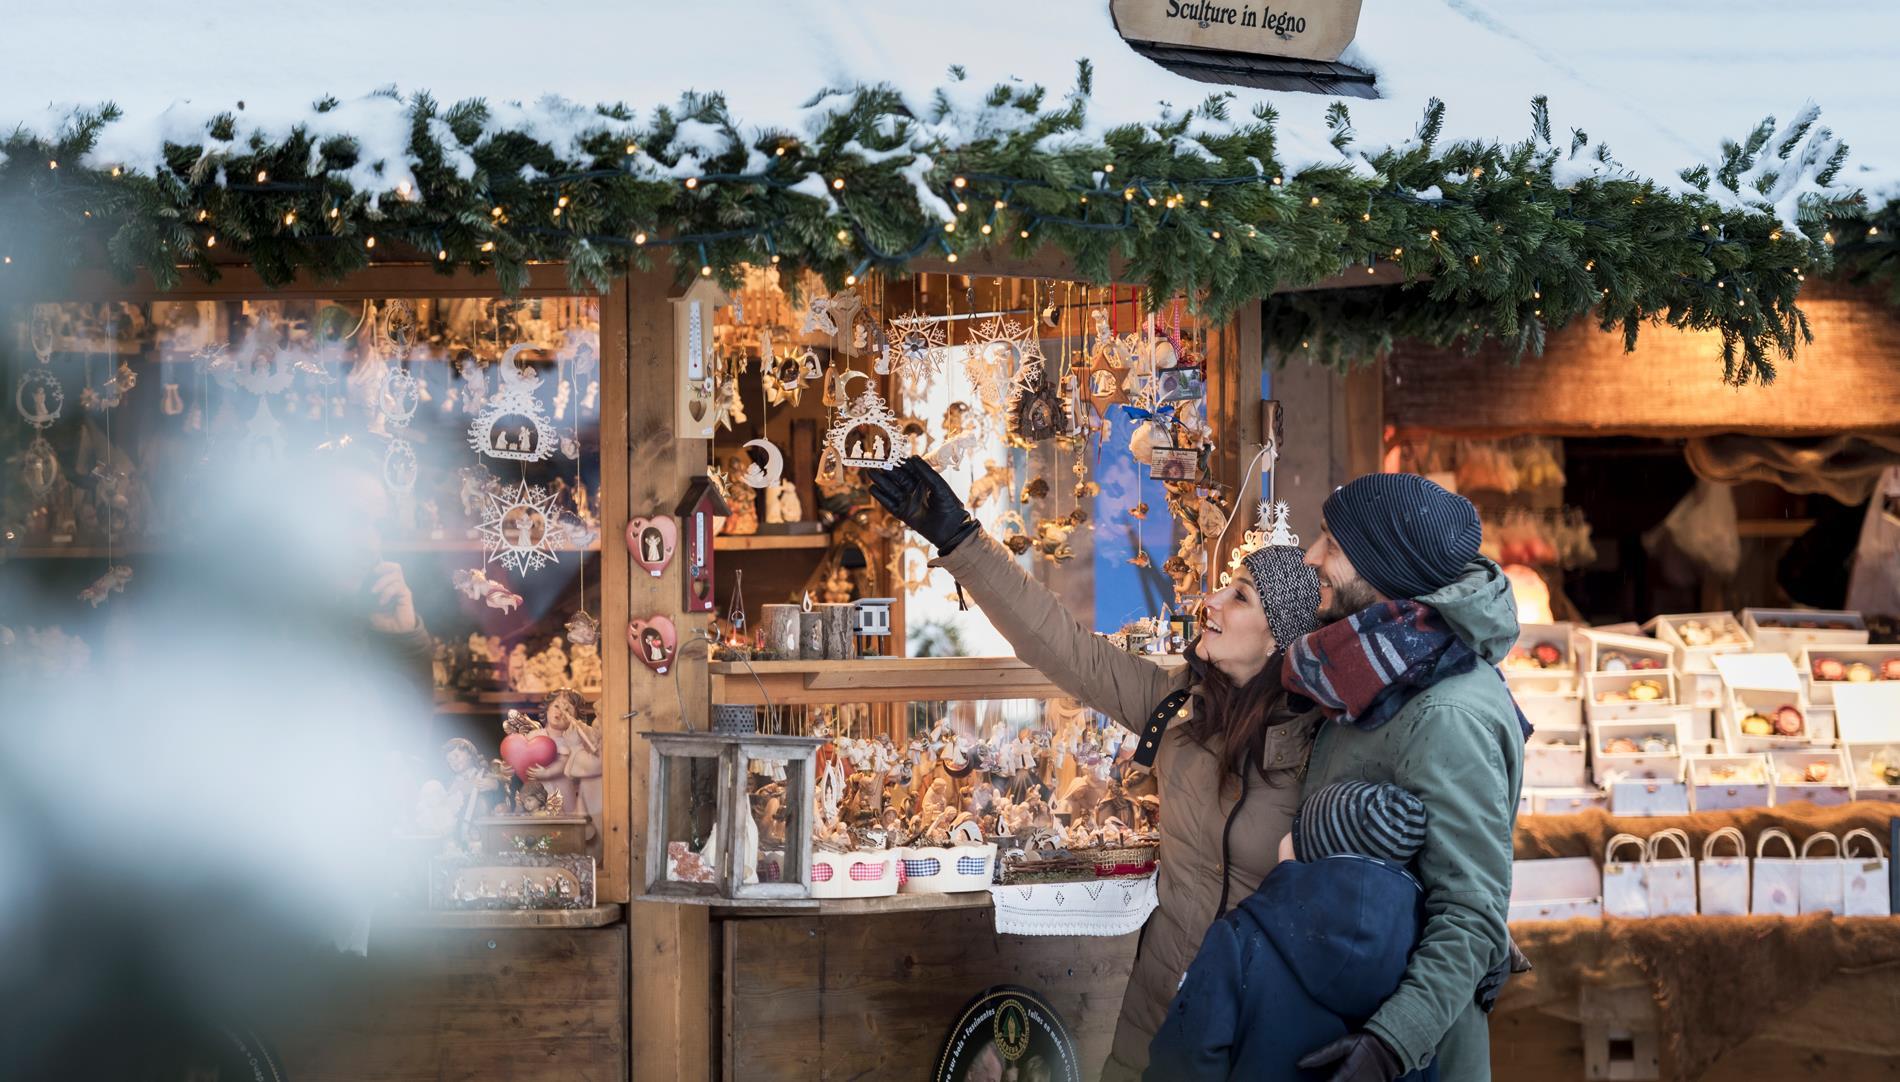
[1737,518,1816,540]
[379,903,622,929]
[7,539,601,559]
[434,690,600,714]
[714,533,830,551]
[707,654,1186,706]
[646,890,996,917]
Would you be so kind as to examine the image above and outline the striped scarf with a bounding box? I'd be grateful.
[1284,599,1530,737]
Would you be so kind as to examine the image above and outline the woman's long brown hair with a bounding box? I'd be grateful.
[1184,644,1298,785]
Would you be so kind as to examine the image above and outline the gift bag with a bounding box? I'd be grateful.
[1798,831,1844,915]
[1752,828,1800,916]
[1602,833,1650,918]
[1842,828,1892,917]
[1698,827,1750,916]
[1646,828,1698,916]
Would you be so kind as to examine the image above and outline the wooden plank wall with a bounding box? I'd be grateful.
[623,267,715,1082]
[1384,281,1900,438]
[283,926,628,1081]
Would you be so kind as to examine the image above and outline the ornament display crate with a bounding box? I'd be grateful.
[1529,788,1608,815]
[1646,612,1754,671]
[1579,628,1675,674]
[1834,684,1900,802]
[476,815,591,856]
[999,844,1157,885]
[1514,690,1583,734]
[1524,732,1588,789]
[1686,753,1773,811]
[1589,718,1693,786]
[1714,652,1813,753]
[1502,622,1583,695]
[810,849,900,899]
[897,842,1000,894]
[1582,670,1683,723]
[1800,644,1900,704]
[1767,747,1854,806]
[1743,608,1869,659]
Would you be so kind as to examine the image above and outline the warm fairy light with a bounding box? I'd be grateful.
[491,206,504,217]
[47,160,57,169]
[1871,227,1883,236]
[955,201,968,213]
[771,253,782,264]
[329,206,340,219]
[3,256,10,264]
[437,249,447,261]
[1124,188,1135,201]
[1585,259,1595,270]
[993,199,1005,210]
[700,265,712,277]
[1430,229,1440,240]
[1472,254,1481,265]
[558,195,570,207]
[1533,290,1541,299]
[1361,212,1371,221]
[1199,199,1210,208]
[283,211,296,226]
[197,210,209,222]
[1717,280,1725,288]
[1147,197,1158,207]
[1824,231,1835,244]
[1534,309,1542,317]
[1019,229,1030,238]
[481,240,496,252]
[1392,247,1403,257]
[255,169,267,183]
[1301,340,1309,348]
[1366,266,1376,275]
[365,236,377,249]
[773,145,785,156]
[1309,196,1320,207]
[399,181,413,197]
[627,142,639,154]
[1701,223,1711,232]
[1102,163,1115,173]
[1211,230,1221,239]
[979,223,992,235]
[206,235,217,248]
[836,229,851,242]
[946,252,958,263]
[552,207,563,218]
[1271,175,1282,185]
[943,220,956,232]
[1079,195,1088,204]
[685,177,699,189]
[111,167,121,177]
[953,176,968,188]
[845,274,858,285]
[831,177,845,190]
[634,231,648,245]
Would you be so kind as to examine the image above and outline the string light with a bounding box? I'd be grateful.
[283,211,296,226]
[1019,229,1030,239]
[831,177,845,190]
[1392,247,1404,257]
[633,231,648,245]
[437,248,448,261]
[491,206,504,217]
[943,221,956,233]
[993,199,1005,210]
[955,201,968,213]
[626,142,639,155]
[1309,196,1320,207]
[953,176,968,188]
[1210,230,1221,239]
[836,229,851,242]
[206,235,217,248]
[979,223,992,235]
[110,167,121,177]
[946,252,958,263]
[1123,188,1135,201]
[684,177,699,189]
[770,253,781,264]
[255,169,268,183]
[1271,175,1282,185]
[1102,163,1115,173]
[773,145,785,157]
[558,195,570,207]
[3,256,10,264]
[365,236,377,249]
[197,210,210,222]
[48,159,57,169]
[1199,199,1210,208]
[700,264,712,276]
[1585,259,1595,270]
[1429,229,1440,240]
[1147,197,1158,207]
[845,273,858,285]
[398,181,412,198]
[1824,231,1835,244]
[481,240,496,252]
[1871,226,1883,236]
[329,206,340,219]
[553,207,563,218]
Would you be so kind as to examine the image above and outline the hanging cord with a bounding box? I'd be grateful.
[668,628,776,732]
[1210,441,1278,564]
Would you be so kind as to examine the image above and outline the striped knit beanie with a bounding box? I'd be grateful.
[1322,473,1483,601]
[1239,501,1321,649]
[1291,780,1428,864]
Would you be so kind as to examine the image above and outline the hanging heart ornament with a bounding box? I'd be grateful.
[625,516,679,577]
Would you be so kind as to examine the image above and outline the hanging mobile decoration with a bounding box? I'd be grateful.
[826,372,907,471]
[29,304,59,363]
[380,368,421,493]
[81,363,137,413]
[802,294,840,336]
[475,478,569,574]
[78,565,134,607]
[740,438,785,489]
[378,299,420,359]
[18,368,65,495]
[452,567,524,614]
[468,344,555,461]
[566,610,601,647]
[628,614,679,675]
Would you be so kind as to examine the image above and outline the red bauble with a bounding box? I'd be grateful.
[1772,706,1804,737]
[1813,657,1847,682]
[1531,642,1564,667]
[500,732,559,781]
[1883,658,1900,681]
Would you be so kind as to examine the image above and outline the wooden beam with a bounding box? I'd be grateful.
[597,279,633,906]
[18,262,587,302]
[624,265,714,1082]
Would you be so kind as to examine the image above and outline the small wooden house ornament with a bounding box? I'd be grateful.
[676,476,730,613]
[1009,368,1070,443]
[673,277,729,440]
[853,597,896,657]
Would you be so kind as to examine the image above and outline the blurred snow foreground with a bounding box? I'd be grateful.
[0,448,436,1079]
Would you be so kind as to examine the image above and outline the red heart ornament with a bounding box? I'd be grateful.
[500,732,559,781]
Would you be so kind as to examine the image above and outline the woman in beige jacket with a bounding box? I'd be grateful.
[871,459,1323,1081]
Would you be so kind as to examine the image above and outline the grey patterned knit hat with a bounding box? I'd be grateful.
[1291,780,1429,864]
[1241,501,1321,649]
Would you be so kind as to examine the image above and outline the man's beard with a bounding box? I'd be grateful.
[1317,574,1382,624]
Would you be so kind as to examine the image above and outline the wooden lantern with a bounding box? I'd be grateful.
[853,597,895,657]
[676,475,729,614]
[672,276,729,440]
[641,731,824,901]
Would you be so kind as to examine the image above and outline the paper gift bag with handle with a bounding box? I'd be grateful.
[1646,828,1698,916]
[1602,833,1651,917]
[1842,828,1892,916]
[1752,828,1800,916]
[1798,831,1844,915]
[1698,826,1750,915]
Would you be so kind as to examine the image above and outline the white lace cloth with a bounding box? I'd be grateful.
[988,875,1157,937]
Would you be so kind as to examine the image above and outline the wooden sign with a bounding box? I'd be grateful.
[1110,0,1363,63]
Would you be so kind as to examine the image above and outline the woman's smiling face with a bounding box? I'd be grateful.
[1195,575,1275,684]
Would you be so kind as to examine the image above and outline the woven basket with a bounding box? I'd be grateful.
[1000,843,1157,885]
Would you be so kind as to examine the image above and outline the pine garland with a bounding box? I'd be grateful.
[0,69,1860,384]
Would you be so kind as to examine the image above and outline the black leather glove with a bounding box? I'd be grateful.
[1476,934,1534,1013]
[867,457,981,555]
[1296,1032,1404,1082]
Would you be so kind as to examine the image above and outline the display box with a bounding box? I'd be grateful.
[810,849,900,899]
[1835,683,1900,803]
[1525,731,1589,788]
[1686,752,1772,811]
[430,852,598,910]
[1646,612,1752,671]
[1503,622,1582,694]
[1584,670,1682,722]
[1714,653,1813,753]
[1516,690,1583,734]
[1743,608,1868,659]
[1590,717,1687,785]
[1531,787,1610,815]
[1508,856,1602,922]
[1609,772,1691,816]
[1681,671,1727,710]
[897,843,999,894]
[476,814,591,857]
[1800,644,1900,704]
[1579,628,1674,674]
[1768,747,1854,807]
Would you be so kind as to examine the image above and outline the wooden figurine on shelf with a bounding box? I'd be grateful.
[527,689,604,843]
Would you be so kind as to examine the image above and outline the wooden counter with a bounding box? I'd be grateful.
[709,654,1186,706]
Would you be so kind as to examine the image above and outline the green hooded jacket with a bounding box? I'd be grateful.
[1302,558,1525,1080]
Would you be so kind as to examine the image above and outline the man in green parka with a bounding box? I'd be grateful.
[1281,473,1527,1082]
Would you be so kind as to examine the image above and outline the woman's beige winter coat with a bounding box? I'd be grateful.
[935,534,1319,1081]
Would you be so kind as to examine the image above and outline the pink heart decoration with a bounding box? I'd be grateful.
[625,515,679,578]
[628,614,678,675]
[500,732,558,781]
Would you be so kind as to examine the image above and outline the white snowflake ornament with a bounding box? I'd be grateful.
[476,479,569,574]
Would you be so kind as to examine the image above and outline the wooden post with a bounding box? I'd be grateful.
[599,279,633,905]
[625,267,713,1082]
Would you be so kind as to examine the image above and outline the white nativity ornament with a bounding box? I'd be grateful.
[469,344,556,462]
[826,372,907,471]
[476,479,569,575]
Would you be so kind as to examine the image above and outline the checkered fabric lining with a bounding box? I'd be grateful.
[956,856,990,876]
[902,858,943,878]
[849,861,889,881]
[812,864,835,882]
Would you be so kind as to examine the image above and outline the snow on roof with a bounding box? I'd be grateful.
[2,0,1888,209]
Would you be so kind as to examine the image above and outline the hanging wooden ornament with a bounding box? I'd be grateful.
[881,314,948,380]
[625,515,679,577]
[740,438,785,489]
[825,372,907,471]
[628,615,679,675]
[469,344,556,462]
[1008,368,1070,443]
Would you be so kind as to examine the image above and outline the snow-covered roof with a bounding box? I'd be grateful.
[4,0,1890,209]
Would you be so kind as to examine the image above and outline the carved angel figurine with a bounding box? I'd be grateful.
[527,689,603,841]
